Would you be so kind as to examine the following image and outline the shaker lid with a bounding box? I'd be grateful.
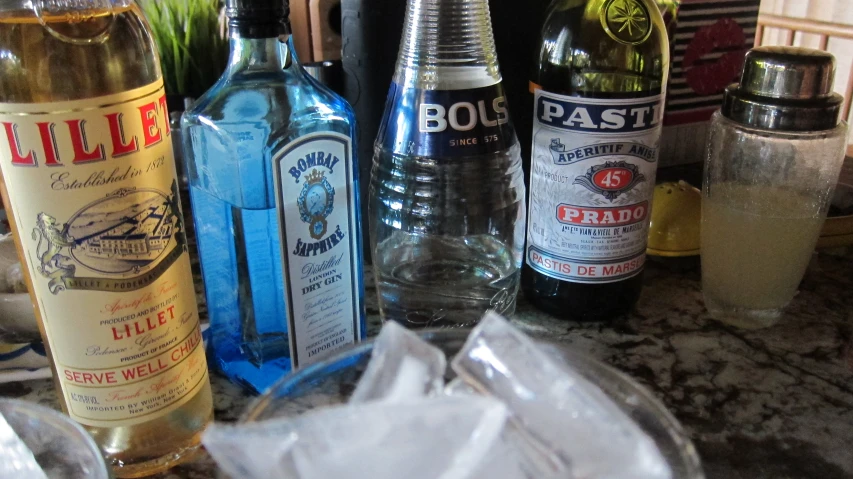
[722,46,844,131]
[741,46,834,100]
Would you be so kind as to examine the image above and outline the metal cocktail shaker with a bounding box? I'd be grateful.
[701,46,848,329]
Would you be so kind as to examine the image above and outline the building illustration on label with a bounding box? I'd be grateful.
[573,161,645,201]
[31,181,185,294]
[298,169,335,240]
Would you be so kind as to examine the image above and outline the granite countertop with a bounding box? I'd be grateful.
[2,248,852,479]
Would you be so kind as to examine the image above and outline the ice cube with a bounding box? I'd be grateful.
[444,377,478,396]
[451,312,672,479]
[349,321,447,403]
[204,396,526,479]
[444,372,565,478]
[0,412,48,479]
[202,422,300,479]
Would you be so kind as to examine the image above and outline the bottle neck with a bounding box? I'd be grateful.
[394,0,501,90]
[226,31,297,73]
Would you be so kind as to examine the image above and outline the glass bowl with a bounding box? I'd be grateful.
[242,329,705,479]
[0,399,110,479]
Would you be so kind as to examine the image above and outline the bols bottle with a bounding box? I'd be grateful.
[370,0,526,327]
[522,0,669,321]
[183,0,366,393]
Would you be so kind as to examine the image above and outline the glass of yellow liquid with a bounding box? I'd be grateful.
[701,47,848,329]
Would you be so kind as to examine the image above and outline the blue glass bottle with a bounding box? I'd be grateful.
[182,0,366,393]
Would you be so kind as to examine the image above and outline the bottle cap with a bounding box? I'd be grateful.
[225,0,289,37]
[721,46,843,131]
[226,0,288,18]
[740,46,835,100]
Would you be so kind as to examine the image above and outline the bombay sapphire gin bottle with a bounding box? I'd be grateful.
[182,0,366,393]
[370,0,527,328]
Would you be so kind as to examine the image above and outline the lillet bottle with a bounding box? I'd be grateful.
[522,0,669,321]
[0,0,212,476]
[183,0,366,393]
[370,0,527,328]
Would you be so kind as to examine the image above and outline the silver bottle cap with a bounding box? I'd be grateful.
[721,46,844,132]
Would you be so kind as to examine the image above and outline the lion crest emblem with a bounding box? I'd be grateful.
[32,213,76,294]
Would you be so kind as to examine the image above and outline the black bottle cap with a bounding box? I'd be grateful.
[226,0,290,38]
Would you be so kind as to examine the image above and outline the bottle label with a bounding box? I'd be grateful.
[526,90,664,284]
[378,83,518,157]
[274,132,362,368]
[0,82,208,427]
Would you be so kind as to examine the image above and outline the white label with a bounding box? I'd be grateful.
[526,90,664,284]
[274,132,362,368]
[0,82,208,427]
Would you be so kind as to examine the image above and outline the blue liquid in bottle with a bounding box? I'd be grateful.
[182,2,365,393]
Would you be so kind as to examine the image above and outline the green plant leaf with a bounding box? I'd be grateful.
[139,0,229,101]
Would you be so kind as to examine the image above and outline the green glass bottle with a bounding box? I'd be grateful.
[521,0,670,321]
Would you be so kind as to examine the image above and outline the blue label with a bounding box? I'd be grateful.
[377,83,518,157]
[535,96,663,134]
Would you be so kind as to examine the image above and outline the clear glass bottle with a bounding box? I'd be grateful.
[369,0,527,328]
[182,0,366,393]
[0,1,212,476]
[521,0,669,321]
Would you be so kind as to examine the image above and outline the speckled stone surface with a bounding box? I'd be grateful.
[1,248,851,478]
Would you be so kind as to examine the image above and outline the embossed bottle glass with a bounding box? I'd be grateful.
[183,0,366,393]
[370,0,527,328]
[0,1,212,476]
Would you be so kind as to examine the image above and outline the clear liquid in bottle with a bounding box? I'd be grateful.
[370,0,526,328]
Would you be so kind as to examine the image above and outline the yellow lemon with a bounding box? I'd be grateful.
[647,181,701,257]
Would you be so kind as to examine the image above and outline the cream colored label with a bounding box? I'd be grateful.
[0,82,208,427]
